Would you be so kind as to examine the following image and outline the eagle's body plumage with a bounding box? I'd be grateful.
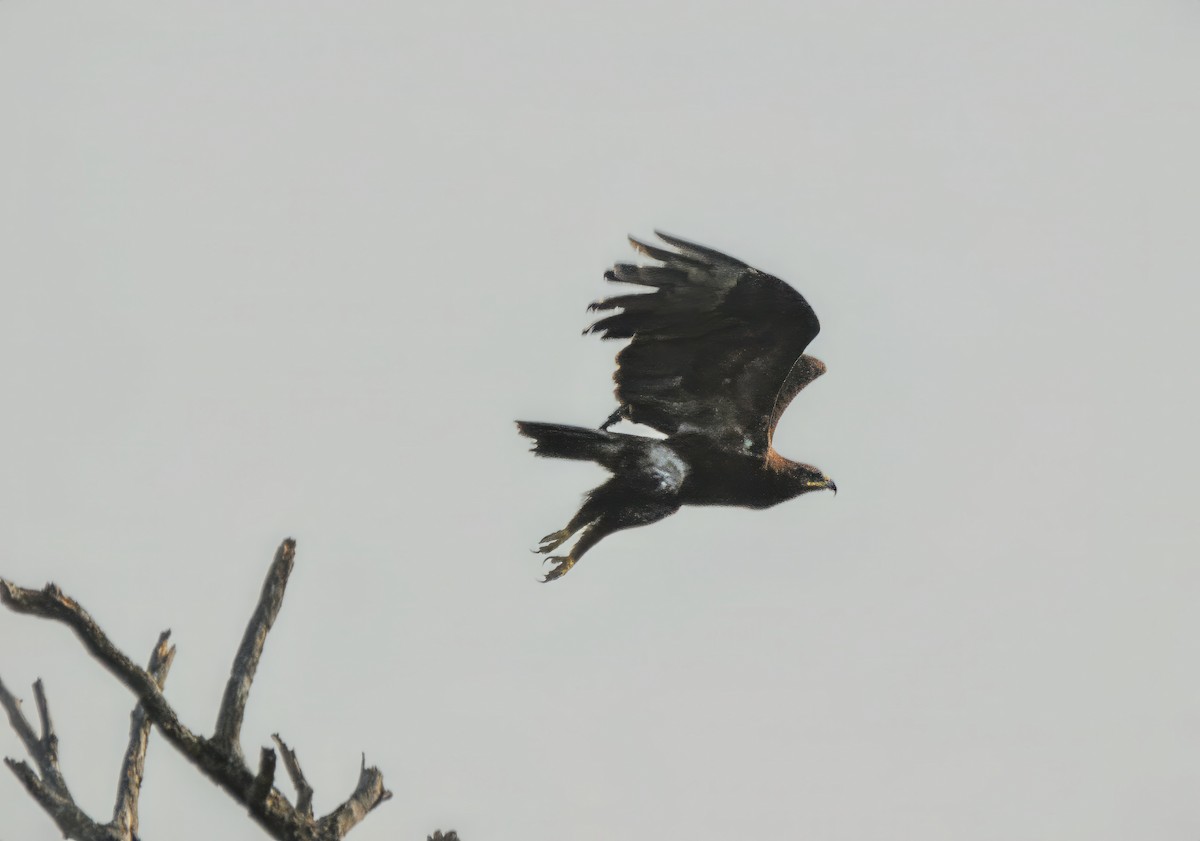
[518,232,835,581]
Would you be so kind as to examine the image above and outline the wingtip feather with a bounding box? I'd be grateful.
[627,235,657,257]
[654,230,745,266]
[626,234,708,268]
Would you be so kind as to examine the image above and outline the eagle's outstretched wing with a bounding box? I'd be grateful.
[586,231,824,454]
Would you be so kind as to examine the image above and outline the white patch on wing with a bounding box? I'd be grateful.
[647,442,688,492]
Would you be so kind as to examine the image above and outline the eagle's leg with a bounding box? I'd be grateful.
[541,492,681,582]
[541,514,640,582]
[535,529,572,554]
[599,406,624,431]
[541,553,577,582]
[532,497,608,555]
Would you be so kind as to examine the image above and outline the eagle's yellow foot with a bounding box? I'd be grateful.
[534,529,571,554]
[541,555,576,582]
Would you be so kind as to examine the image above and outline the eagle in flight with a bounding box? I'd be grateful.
[517,231,835,581]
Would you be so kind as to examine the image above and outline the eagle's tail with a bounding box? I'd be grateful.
[515,421,626,463]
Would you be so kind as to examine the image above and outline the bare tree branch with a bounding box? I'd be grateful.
[0,676,115,841]
[214,539,295,759]
[0,677,45,778]
[3,755,113,841]
[1,538,395,841]
[0,678,70,797]
[0,579,202,755]
[112,630,176,837]
[273,733,314,819]
[33,679,59,767]
[250,745,278,811]
[318,754,393,837]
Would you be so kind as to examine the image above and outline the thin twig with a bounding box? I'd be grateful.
[0,675,42,771]
[33,679,56,757]
[30,680,70,795]
[273,733,315,819]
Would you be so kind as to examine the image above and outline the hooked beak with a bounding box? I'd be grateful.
[827,479,838,496]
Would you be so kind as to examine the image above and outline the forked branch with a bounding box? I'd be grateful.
[1,539,393,841]
[0,632,175,841]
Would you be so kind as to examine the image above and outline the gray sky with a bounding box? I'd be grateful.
[3,1,1200,839]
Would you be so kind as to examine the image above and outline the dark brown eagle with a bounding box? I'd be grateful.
[517,231,835,581]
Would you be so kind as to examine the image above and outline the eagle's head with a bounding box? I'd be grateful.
[763,452,837,502]
[793,463,837,496]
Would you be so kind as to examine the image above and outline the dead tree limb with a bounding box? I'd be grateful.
[0,631,175,841]
[274,733,315,820]
[1,538,393,841]
[113,630,175,837]
[214,543,293,760]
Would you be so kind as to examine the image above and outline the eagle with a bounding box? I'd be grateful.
[517,231,835,581]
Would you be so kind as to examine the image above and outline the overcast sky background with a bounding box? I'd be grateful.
[3,2,1200,839]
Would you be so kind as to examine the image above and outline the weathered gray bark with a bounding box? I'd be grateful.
[0,538,411,841]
